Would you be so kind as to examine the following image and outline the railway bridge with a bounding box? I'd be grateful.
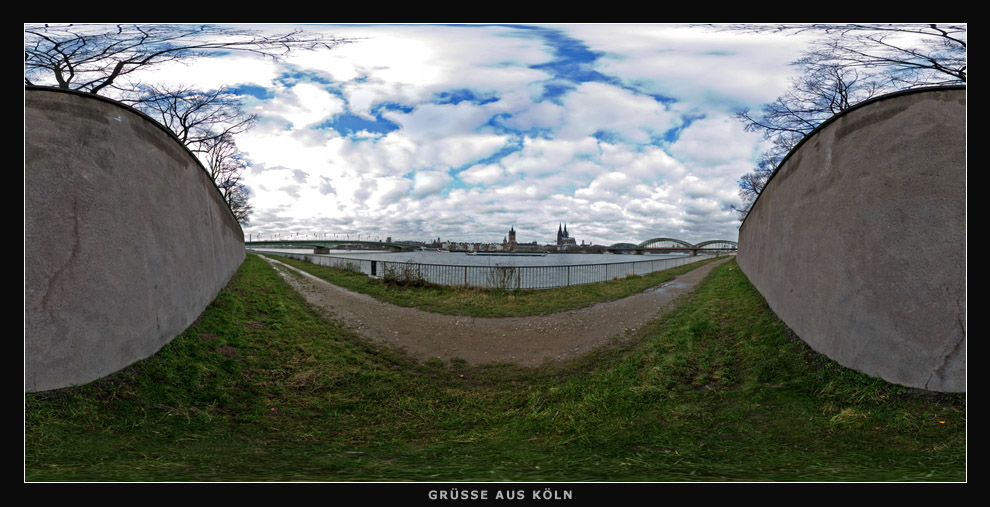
[246,239,418,252]
[607,238,737,255]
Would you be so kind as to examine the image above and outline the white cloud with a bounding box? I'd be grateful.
[459,164,506,186]
[503,99,564,131]
[370,177,414,206]
[383,102,489,140]
[308,25,553,118]
[599,144,688,181]
[560,24,810,108]
[669,117,760,168]
[131,55,280,90]
[411,171,452,197]
[268,82,346,128]
[501,137,600,177]
[557,82,679,142]
[145,23,830,245]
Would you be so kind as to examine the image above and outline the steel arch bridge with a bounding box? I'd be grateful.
[245,239,416,251]
[639,237,695,249]
[606,238,737,254]
[693,240,739,250]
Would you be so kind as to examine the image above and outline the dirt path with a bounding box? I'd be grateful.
[260,255,728,367]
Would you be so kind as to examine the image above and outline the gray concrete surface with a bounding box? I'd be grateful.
[737,87,965,392]
[25,88,245,392]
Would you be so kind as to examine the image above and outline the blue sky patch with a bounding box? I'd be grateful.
[592,129,624,144]
[538,81,577,104]
[317,112,399,137]
[523,26,618,87]
[372,101,415,115]
[476,137,525,165]
[434,88,499,105]
[645,91,678,106]
[274,68,336,88]
[230,84,274,100]
[661,113,707,145]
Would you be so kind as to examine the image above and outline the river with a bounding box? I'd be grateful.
[251,248,712,290]
[251,248,692,266]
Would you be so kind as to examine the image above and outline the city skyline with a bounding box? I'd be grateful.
[248,221,732,248]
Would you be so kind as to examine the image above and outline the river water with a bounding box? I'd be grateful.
[251,248,691,266]
[252,248,712,290]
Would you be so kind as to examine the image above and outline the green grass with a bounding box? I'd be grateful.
[24,254,965,481]
[270,254,723,317]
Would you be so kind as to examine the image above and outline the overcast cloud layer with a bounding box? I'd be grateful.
[137,24,813,246]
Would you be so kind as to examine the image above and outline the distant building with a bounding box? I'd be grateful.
[556,223,577,247]
[503,226,517,249]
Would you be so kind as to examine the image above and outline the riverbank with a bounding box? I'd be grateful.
[269,254,723,317]
[263,254,728,366]
[25,255,965,481]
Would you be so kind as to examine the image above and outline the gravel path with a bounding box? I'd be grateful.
[261,255,728,367]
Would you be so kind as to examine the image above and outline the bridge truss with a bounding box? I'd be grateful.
[607,238,738,253]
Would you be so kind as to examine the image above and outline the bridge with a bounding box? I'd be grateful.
[607,237,737,255]
[246,239,418,252]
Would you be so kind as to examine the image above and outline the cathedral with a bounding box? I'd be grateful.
[556,223,577,247]
[503,225,517,247]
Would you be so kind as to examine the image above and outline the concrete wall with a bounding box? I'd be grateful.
[25,88,246,392]
[737,87,965,392]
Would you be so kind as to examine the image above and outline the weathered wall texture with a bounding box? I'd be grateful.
[25,88,245,392]
[737,87,965,392]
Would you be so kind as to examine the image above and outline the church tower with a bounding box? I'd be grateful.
[556,222,577,247]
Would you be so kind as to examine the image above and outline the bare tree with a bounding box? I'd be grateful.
[736,64,884,139]
[790,24,966,86]
[121,84,261,226]
[732,151,783,218]
[732,63,886,219]
[25,23,351,227]
[720,23,966,219]
[707,23,966,86]
[197,132,253,225]
[124,84,257,151]
[25,23,352,95]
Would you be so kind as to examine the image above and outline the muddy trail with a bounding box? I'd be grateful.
[260,255,728,367]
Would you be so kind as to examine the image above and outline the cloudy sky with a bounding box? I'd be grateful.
[142,24,815,246]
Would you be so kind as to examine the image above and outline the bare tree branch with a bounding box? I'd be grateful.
[122,86,259,225]
[713,23,966,221]
[24,23,353,227]
[25,23,354,93]
[200,133,254,225]
[123,85,257,150]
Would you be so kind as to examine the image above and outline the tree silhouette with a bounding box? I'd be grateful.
[717,24,966,219]
[25,24,352,226]
[25,24,351,94]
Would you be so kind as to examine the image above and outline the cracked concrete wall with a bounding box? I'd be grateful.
[25,88,245,392]
[737,87,965,392]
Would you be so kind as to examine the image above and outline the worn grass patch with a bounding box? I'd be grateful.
[25,255,965,481]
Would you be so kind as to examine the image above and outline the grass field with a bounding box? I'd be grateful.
[24,254,965,481]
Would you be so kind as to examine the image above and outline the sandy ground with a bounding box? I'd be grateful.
[260,255,728,367]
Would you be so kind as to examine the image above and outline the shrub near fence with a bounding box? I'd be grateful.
[254,250,713,290]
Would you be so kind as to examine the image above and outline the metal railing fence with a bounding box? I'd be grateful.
[254,249,713,290]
